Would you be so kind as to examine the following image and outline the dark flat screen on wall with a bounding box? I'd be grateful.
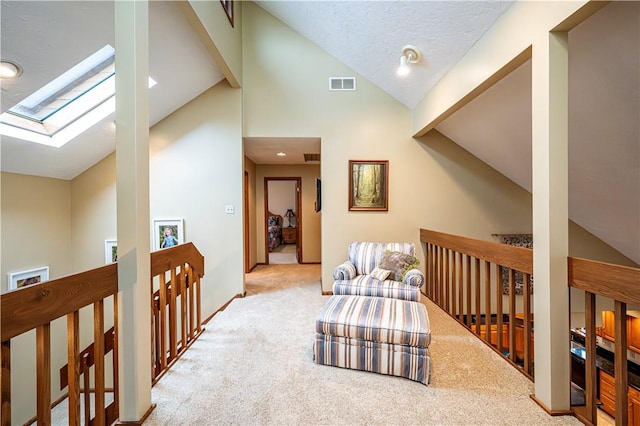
[315,178,321,212]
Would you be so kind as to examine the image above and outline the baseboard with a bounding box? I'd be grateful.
[115,403,156,425]
[202,293,244,325]
[529,394,574,416]
[322,291,333,296]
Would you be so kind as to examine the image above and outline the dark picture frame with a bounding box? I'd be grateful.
[348,160,389,211]
[220,0,234,27]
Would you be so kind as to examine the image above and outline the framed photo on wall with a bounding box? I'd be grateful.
[153,219,184,251]
[348,160,389,211]
[105,239,118,264]
[7,266,49,291]
[220,0,234,27]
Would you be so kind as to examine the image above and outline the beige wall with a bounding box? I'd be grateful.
[1,172,72,424]
[243,3,535,289]
[70,153,117,272]
[255,164,321,263]
[149,79,244,316]
[268,180,296,219]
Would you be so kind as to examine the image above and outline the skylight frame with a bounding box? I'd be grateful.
[0,44,156,148]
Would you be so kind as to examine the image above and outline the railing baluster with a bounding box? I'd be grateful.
[584,291,597,424]
[188,265,195,340]
[82,353,90,426]
[68,311,80,426]
[36,323,51,426]
[457,252,463,323]
[465,255,471,328]
[444,248,450,313]
[438,247,444,308]
[451,251,457,318]
[94,299,105,425]
[169,268,178,360]
[1,340,10,426]
[180,266,187,350]
[496,264,503,355]
[508,269,516,363]
[484,261,491,342]
[614,300,628,425]
[159,272,167,370]
[523,272,532,375]
[474,258,481,336]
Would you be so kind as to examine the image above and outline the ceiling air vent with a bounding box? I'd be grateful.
[304,153,321,163]
[329,77,356,91]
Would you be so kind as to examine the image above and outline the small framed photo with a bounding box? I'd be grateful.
[153,219,184,251]
[349,160,389,211]
[220,0,234,27]
[8,266,49,291]
[105,239,118,264]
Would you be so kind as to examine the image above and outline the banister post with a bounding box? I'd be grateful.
[531,30,570,412]
[115,0,153,421]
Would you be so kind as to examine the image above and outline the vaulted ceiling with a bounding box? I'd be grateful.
[1,1,638,264]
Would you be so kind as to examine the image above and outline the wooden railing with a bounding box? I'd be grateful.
[1,264,119,426]
[150,242,204,383]
[1,242,205,425]
[420,228,534,378]
[568,257,640,425]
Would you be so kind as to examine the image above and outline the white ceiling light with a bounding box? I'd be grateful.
[277,152,287,156]
[0,60,22,78]
[397,45,421,77]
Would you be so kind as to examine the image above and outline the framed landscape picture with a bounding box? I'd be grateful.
[153,219,184,250]
[8,266,49,291]
[105,239,118,264]
[349,160,389,211]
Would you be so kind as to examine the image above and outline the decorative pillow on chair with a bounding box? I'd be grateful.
[267,216,279,226]
[370,267,391,281]
[379,250,420,281]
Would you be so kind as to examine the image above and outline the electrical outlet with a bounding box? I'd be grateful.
[225,205,234,214]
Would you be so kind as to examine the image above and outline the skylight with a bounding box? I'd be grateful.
[0,44,156,148]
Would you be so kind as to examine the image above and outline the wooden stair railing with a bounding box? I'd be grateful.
[1,264,119,426]
[1,241,205,426]
[568,257,640,426]
[420,228,534,378]
[150,242,204,383]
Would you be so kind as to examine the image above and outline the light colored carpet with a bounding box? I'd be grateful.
[144,264,581,425]
[269,243,297,264]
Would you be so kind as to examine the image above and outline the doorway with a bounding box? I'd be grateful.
[265,177,301,264]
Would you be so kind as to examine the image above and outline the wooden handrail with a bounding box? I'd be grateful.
[568,256,640,307]
[1,264,117,342]
[420,229,533,274]
[151,242,204,278]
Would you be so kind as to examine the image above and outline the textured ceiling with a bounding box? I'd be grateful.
[257,1,514,109]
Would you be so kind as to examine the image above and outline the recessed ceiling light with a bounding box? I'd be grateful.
[0,60,23,78]
[277,152,287,156]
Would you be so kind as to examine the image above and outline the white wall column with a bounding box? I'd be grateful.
[532,31,570,411]
[115,0,152,421]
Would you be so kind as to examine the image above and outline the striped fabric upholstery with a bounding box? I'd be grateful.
[332,260,357,281]
[333,275,422,301]
[314,295,431,385]
[403,269,424,287]
[347,242,415,276]
[316,295,431,347]
[314,334,431,385]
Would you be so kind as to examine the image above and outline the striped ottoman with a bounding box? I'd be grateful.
[313,295,431,385]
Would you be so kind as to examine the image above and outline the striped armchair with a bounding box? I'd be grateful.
[332,242,424,301]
